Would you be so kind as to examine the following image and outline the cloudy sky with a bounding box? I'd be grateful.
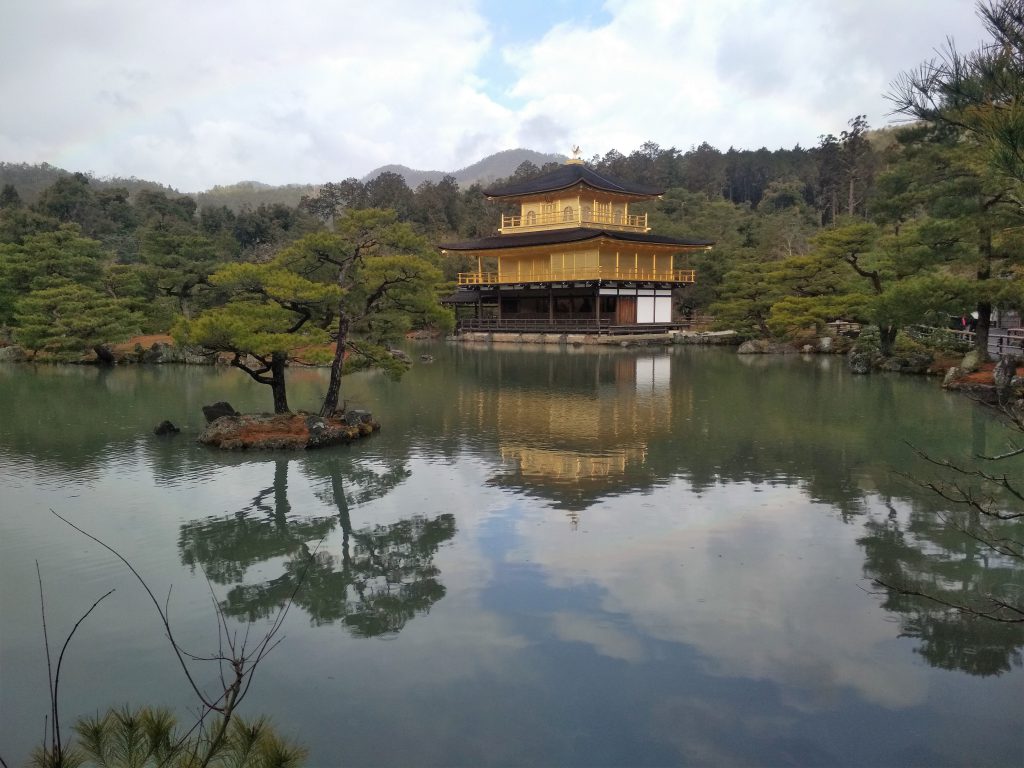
[1,0,986,191]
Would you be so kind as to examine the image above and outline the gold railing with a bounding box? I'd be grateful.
[500,211,648,232]
[457,267,696,285]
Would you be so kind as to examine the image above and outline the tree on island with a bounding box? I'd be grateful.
[177,211,451,416]
[274,209,451,417]
[174,258,339,413]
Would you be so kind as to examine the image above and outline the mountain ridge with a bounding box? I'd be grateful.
[0,148,567,211]
[360,148,566,189]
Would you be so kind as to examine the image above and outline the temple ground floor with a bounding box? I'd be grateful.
[445,283,692,335]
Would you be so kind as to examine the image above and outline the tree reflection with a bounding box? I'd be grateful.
[179,460,334,584]
[178,455,455,637]
[859,499,1024,677]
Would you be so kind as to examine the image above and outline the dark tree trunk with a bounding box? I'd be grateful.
[319,314,350,417]
[332,470,353,573]
[976,228,993,360]
[273,460,290,524]
[270,352,289,414]
[879,325,898,357]
[975,301,992,361]
[93,345,115,365]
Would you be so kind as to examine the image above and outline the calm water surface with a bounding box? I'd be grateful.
[1,345,1022,766]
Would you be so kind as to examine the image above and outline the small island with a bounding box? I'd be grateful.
[195,403,380,451]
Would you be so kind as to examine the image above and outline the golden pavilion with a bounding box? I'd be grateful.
[440,157,713,333]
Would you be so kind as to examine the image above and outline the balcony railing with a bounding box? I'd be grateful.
[500,210,648,232]
[457,267,696,285]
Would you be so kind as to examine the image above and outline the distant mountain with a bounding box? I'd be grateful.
[0,162,179,204]
[0,149,566,212]
[361,148,566,189]
[192,181,318,210]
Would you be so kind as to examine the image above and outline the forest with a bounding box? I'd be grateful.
[0,0,1022,370]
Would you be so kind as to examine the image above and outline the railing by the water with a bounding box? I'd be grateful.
[456,317,691,335]
[950,327,1024,358]
[457,267,696,286]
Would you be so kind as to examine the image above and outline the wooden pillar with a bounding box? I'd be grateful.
[594,288,601,329]
[549,286,554,322]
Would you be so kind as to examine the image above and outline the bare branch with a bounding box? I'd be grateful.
[51,510,215,709]
[873,578,1024,623]
[35,561,56,755]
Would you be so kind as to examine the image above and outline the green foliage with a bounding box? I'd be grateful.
[853,325,881,353]
[890,332,929,357]
[136,222,232,316]
[767,293,868,338]
[196,181,318,212]
[176,262,338,357]
[890,0,1024,191]
[14,281,141,359]
[100,264,177,333]
[710,258,782,337]
[0,183,21,209]
[31,706,306,768]
[869,273,973,331]
[906,325,972,355]
[278,212,453,342]
[0,206,60,245]
[0,226,106,294]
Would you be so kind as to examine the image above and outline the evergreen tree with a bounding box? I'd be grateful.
[175,261,340,413]
[14,280,140,362]
[275,211,452,417]
[0,183,21,209]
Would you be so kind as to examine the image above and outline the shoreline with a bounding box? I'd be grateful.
[449,329,741,347]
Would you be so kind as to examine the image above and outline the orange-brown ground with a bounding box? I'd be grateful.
[111,334,174,354]
[198,413,380,450]
[233,417,311,441]
[956,361,1024,385]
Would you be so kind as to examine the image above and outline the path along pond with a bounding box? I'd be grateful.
[1,344,1022,766]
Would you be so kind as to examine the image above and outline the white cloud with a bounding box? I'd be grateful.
[0,0,986,189]
[1,0,515,189]
[505,0,989,156]
[514,481,930,710]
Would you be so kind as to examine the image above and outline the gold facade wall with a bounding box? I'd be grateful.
[497,252,549,280]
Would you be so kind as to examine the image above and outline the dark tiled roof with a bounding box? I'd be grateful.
[483,163,664,198]
[440,291,480,304]
[440,228,714,252]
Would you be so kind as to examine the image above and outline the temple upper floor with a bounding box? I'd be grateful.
[499,195,649,234]
[483,160,663,235]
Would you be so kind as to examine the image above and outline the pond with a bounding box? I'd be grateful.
[1,344,1022,766]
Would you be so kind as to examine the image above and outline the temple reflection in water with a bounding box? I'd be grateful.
[462,348,684,515]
